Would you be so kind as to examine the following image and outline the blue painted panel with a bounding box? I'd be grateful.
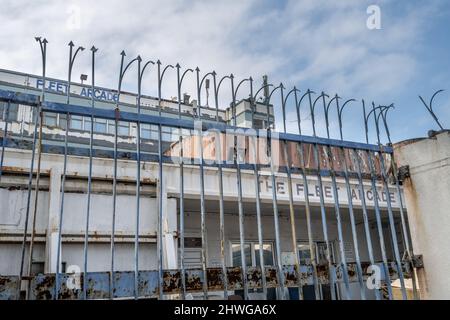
[0,276,19,300]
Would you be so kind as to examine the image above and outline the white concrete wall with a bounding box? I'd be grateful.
[394,131,450,299]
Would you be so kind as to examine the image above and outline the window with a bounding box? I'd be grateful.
[141,123,152,139]
[0,101,6,120]
[43,113,57,127]
[231,241,273,268]
[84,117,92,131]
[70,115,83,130]
[94,118,107,133]
[30,261,45,276]
[0,102,19,121]
[108,121,129,136]
[59,114,68,129]
[298,244,312,265]
[255,244,274,267]
[231,243,252,267]
[231,241,276,299]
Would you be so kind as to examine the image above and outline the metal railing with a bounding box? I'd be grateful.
[0,38,418,300]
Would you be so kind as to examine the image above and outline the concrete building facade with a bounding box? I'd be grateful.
[0,68,415,300]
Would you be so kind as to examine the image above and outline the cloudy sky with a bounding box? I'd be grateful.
[0,0,449,143]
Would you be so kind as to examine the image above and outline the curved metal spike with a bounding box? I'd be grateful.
[234,78,251,100]
[419,89,445,130]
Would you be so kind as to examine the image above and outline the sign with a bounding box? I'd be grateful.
[36,79,119,103]
[257,175,400,208]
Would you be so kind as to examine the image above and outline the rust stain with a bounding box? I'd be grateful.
[246,266,262,289]
[162,270,181,294]
[265,267,278,288]
[226,267,243,290]
[206,268,223,291]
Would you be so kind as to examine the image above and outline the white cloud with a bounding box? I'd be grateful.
[0,0,446,140]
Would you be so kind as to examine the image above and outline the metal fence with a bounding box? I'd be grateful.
[0,38,418,300]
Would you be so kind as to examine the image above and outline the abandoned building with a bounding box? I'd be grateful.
[0,59,423,301]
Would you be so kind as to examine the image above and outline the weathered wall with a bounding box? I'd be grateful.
[394,130,450,299]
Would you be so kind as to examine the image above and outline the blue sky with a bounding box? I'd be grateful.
[0,0,448,144]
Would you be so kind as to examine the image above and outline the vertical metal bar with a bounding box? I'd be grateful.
[249,82,267,300]
[213,72,229,299]
[370,108,407,300]
[337,146,366,299]
[19,38,46,298]
[196,68,209,300]
[26,104,43,298]
[82,46,97,300]
[379,109,419,300]
[54,123,69,297]
[56,42,84,299]
[176,64,187,299]
[156,61,173,299]
[231,75,249,300]
[294,89,321,300]
[363,102,393,300]
[0,101,10,182]
[334,99,367,299]
[351,148,381,300]
[372,105,407,299]
[110,109,118,299]
[19,103,39,296]
[280,85,303,300]
[112,54,139,299]
[321,96,351,300]
[134,57,142,300]
[267,130,287,299]
[262,85,287,299]
[157,61,164,300]
[110,52,126,300]
[377,148,408,300]
[308,93,336,300]
[365,150,393,299]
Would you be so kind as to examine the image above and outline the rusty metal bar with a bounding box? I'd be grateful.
[249,80,268,300]
[213,72,229,299]
[196,67,210,299]
[372,105,408,300]
[18,107,40,296]
[176,64,192,299]
[335,97,367,299]
[363,102,394,299]
[0,101,10,182]
[157,60,174,300]
[110,51,129,299]
[265,84,287,300]
[19,39,46,299]
[280,85,303,300]
[294,89,321,300]
[231,75,250,300]
[82,46,97,300]
[135,56,148,299]
[378,108,419,299]
[309,91,337,300]
[321,94,351,300]
[350,148,381,300]
[26,104,43,299]
[0,101,11,183]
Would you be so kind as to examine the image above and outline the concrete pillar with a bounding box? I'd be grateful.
[394,130,450,299]
[161,170,178,269]
[44,166,62,273]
